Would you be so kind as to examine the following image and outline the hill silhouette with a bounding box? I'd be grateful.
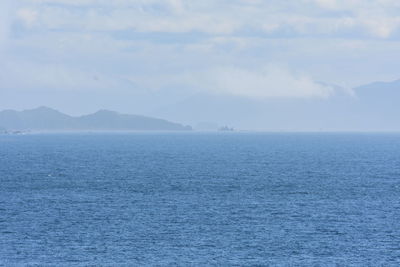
[151,79,400,131]
[0,107,192,131]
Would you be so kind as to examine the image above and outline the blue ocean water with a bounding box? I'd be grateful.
[1,133,400,266]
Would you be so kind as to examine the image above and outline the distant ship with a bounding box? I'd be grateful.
[218,126,234,132]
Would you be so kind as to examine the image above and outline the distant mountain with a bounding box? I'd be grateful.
[354,79,400,104]
[355,79,400,92]
[150,79,400,131]
[0,107,192,131]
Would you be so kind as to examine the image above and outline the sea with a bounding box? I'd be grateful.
[1,133,400,266]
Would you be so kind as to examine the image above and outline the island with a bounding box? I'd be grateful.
[0,107,192,132]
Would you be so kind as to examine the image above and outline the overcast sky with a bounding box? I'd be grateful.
[1,0,400,116]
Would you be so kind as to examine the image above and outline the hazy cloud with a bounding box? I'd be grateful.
[0,60,125,91]
[199,66,335,98]
[1,0,400,110]
[127,66,335,99]
[19,0,400,38]
[17,8,39,28]
[0,1,14,48]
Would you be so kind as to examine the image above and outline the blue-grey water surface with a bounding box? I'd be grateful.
[1,133,400,266]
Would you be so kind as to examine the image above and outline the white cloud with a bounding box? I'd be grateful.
[127,66,335,99]
[3,0,400,99]
[313,0,338,9]
[17,8,38,27]
[201,66,334,98]
[16,0,400,39]
[27,5,239,34]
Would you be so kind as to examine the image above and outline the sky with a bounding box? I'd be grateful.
[1,0,400,127]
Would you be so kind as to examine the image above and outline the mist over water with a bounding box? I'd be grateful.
[1,133,400,265]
